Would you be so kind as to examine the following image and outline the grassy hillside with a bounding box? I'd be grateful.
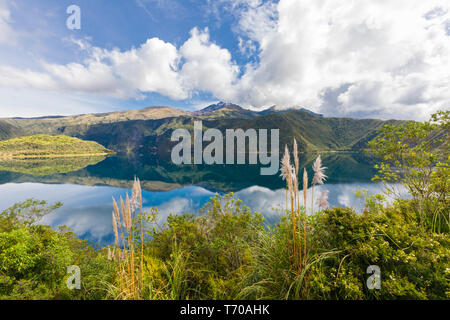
[0,120,23,140]
[1,106,188,136]
[71,111,401,155]
[0,134,113,158]
[0,104,406,155]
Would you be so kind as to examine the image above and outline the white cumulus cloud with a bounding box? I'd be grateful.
[180,27,239,99]
[0,0,449,120]
[0,36,186,100]
[227,0,450,119]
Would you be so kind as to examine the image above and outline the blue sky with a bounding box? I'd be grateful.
[1,0,247,113]
[0,0,449,119]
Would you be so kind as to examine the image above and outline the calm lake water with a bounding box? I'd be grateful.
[0,153,401,247]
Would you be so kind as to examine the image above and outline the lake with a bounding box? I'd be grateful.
[0,153,400,247]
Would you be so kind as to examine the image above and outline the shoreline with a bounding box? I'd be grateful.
[0,152,113,159]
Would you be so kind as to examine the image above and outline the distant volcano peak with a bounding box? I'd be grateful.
[259,105,323,117]
[192,102,243,115]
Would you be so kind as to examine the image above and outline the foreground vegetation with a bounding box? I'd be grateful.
[0,111,448,300]
[0,134,113,158]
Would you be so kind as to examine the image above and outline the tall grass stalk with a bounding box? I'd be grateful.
[302,168,308,267]
[281,145,298,265]
[111,177,145,299]
[281,141,312,270]
[293,140,301,266]
[281,146,328,271]
[163,244,189,300]
[311,155,327,215]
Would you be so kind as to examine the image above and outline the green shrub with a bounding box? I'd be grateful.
[0,199,114,300]
[148,193,264,299]
[308,204,449,299]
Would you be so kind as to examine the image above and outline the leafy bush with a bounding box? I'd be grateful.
[147,193,264,299]
[308,203,449,299]
[0,199,114,300]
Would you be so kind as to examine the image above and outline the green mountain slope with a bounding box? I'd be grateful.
[0,120,23,140]
[0,104,405,155]
[244,110,401,151]
[1,106,188,136]
[61,111,401,155]
[0,134,113,158]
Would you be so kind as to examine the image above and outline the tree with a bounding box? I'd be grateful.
[366,110,449,232]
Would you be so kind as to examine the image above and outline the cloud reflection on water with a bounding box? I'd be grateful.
[0,181,406,247]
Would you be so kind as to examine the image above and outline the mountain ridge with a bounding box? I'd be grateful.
[1,102,392,123]
[259,105,324,117]
[0,102,406,155]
